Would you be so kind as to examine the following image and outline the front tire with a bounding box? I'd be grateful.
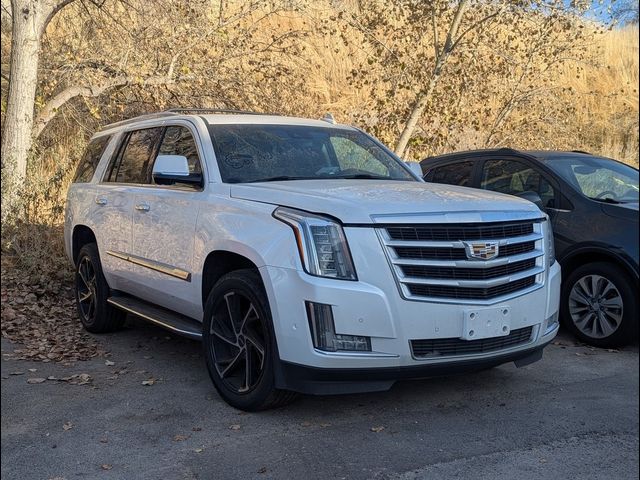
[561,262,638,348]
[74,243,126,333]
[202,269,297,411]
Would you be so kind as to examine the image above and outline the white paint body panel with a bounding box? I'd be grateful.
[64,113,560,374]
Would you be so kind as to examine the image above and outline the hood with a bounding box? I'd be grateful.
[230,180,542,224]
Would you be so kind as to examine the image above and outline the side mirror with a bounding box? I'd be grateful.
[152,155,202,187]
[515,191,545,211]
[404,161,424,178]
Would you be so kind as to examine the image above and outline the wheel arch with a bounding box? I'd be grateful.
[72,225,97,266]
[201,250,264,307]
[559,244,639,284]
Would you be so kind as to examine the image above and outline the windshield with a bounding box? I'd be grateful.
[544,155,639,203]
[208,124,415,183]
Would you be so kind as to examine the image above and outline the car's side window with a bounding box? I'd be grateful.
[481,159,556,207]
[156,126,203,175]
[427,161,475,187]
[106,127,163,184]
[73,135,111,183]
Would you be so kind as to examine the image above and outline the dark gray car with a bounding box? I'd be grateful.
[421,149,638,347]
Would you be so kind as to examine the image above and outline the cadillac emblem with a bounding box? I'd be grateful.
[463,241,499,260]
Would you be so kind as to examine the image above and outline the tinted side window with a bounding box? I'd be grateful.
[74,136,111,183]
[429,161,475,187]
[481,159,556,207]
[157,126,202,175]
[112,128,163,184]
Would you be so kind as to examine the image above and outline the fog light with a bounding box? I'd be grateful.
[544,312,559,335]
[306,302,371,352]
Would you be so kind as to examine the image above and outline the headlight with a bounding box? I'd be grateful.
[274,207,357,280]
[545,219,555,267]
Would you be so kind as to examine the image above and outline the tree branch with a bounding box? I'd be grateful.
[33,74,180,138]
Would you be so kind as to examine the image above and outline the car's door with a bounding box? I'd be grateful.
[128,124,206,319]
[93,128,163,291]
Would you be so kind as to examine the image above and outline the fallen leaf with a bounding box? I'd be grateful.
[173,434,189,442]
[319,423,331,428]
[141,378,156,386]
[300,421,312,427]
[28,368,37,372]
[27,377,46,384]
[101,464,112,471]
[63,422,73,431]
[257,466,267,474]
[229,424,241,430]
[194,448,204,453]
[99,437,108,444]
[370,426,385,433]
[192,426,202,432]
[105,360,115,366]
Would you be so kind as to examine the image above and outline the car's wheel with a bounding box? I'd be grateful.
[202,269,297,411]
[561,262,638,348]
[74,243,126,333]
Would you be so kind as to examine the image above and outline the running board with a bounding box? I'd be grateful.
[107,293,202,340]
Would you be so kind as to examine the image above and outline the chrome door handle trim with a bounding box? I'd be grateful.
[95,197,108,206]
[135,204,150,212]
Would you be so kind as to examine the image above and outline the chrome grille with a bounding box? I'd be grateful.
[378,219,545,303]
[411,326,534,358]
[386,221,534,241]
[400,258,536,281]
[394,241,536,261]
[407,276,536,300]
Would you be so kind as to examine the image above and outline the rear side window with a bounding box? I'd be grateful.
[481,159,556,207]
[74,136,111,183]
[108,128,163,183]
[428,161,475,187]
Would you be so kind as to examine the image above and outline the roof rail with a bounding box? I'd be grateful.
[98,107,275,132]
[571,150,592,155]
[99,111,179,130]
[165,108,264,115]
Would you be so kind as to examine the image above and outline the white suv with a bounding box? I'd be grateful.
[64,109,561,410]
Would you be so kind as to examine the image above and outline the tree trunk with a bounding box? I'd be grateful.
[393,0,468,159]
[1,1,46,217]
[393,74,439,159]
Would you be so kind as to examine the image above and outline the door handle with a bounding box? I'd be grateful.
[135,203,150,212]
[95,197,108,206]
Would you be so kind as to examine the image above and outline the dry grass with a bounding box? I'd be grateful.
[558,25,639,166]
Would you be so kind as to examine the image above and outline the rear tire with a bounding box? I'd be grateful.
[74,243,126,333]
[202,269,297,411]
[561,261,638,348]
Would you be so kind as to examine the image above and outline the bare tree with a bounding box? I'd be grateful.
[347,0,594,159]
[1,0,309,219]
[1,0,77,215]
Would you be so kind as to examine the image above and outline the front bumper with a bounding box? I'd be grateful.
[276,341,552,395]
[260,241,561,394]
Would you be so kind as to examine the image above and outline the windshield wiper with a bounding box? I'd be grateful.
[332,173,391,180]
[245,175,317,183]
[589,196,625,204]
